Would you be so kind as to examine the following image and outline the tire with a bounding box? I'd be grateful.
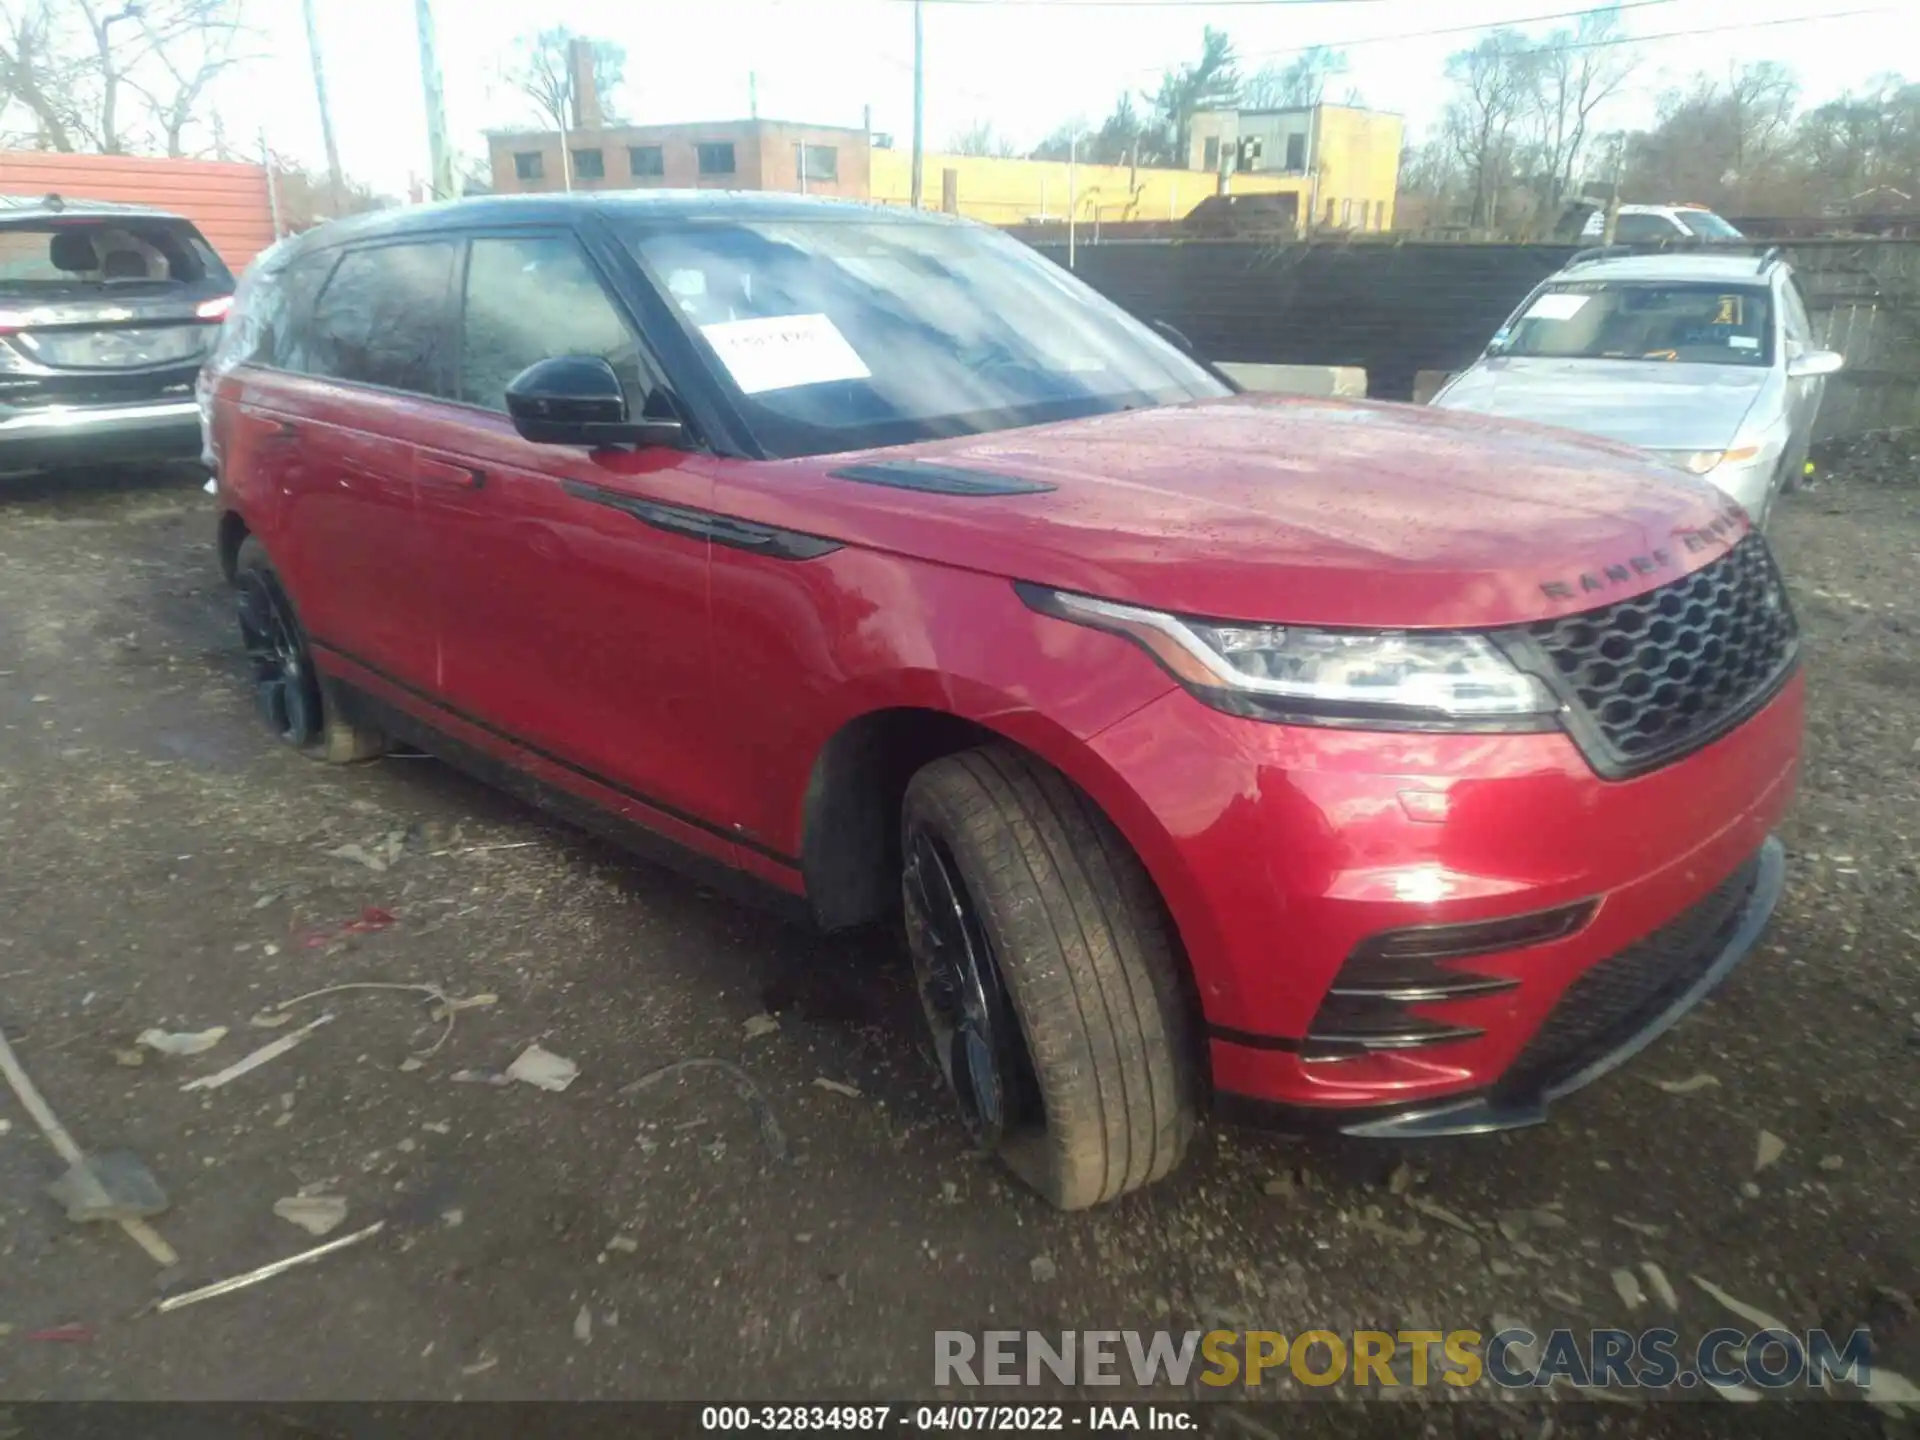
[901,745,1197,1210]
[232,536,383,763]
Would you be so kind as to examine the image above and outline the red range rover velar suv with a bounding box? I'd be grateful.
[203,194,1802,1208]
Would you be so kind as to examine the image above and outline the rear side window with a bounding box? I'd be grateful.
[301,241,456,395]
[457,234,645,411]
[1614,214,1680,243]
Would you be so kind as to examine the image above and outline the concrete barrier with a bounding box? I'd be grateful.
[1216,363,1367,398]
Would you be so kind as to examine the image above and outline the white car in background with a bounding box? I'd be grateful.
[1433,250,1843,526]
[1581,204,1745,243]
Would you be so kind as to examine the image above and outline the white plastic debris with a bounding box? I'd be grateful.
[812,1076,861,1098]
[273,1194,349,1237]
[1640,1262,1680,1312]
[181,1014,334,1093]
[742,1013,780,1040]
[1610,1268,1646,1311]
[506,1044,578,1093]
[573,1304,593,1343]
[1651,1073,1720,1094]
[138,1026,228,1057]
[1755,1130,1788,1172]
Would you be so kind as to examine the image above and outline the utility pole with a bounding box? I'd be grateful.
[301,0,343,214]
[909,0,924,208]
[413,0,455,201]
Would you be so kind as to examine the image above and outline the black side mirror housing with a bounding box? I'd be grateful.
[504,355,684,449]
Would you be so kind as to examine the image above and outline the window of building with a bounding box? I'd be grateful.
[629,145,665,178]
[457,235,646,412]
[795,143,838,181]
[1341,199,1353,228]
[303,241,457,396]
[1202,136,1220,171]
[696,142,736,176]
[1285,133,1306,171]
[513,151,544,181]
[571,148,605,180]
[1374,200,1386,231]
[1324,198,1336,225]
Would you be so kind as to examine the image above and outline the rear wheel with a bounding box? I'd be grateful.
[901,745,1197,1210]
[232,537,382,763]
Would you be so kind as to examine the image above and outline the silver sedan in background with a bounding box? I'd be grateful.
[1432,251,1844,526]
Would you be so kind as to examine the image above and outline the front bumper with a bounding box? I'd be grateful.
[0,399,203,472]
[1217,837,1783,1137]
[1086,670,1803,1120]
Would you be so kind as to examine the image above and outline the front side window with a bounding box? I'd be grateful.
[457,234,646,411]
[625,217,1227,458]
[1497,281,1774,367]
[697,143,736,176]
[1779,278,1813,348]
[514,151,544,181]
[300,241,456,393]
[1676,210,1742,239]
[571,148,605,180]
[1614,213,1679,243]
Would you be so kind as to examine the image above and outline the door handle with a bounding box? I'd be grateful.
[417,456,486,490]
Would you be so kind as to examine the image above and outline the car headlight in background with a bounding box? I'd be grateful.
[1671,445,1762,475]
[1017,584,1560,729]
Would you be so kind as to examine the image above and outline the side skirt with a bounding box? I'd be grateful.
[328,678,817,930]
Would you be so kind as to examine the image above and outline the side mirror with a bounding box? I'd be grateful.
[504,355,684,448]
[1786,349,1844,380]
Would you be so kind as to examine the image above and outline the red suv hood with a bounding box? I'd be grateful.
[714,395,1749,629]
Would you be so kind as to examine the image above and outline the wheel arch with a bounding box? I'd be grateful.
[216,507,251,584]
[797,702,1189,945]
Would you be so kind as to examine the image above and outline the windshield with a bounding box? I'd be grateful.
[0,219,232,294]
[1675,210,1743,239]
[623,217,1228,457]
[1494,281,1773,367]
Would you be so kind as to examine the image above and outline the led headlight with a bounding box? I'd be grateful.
[1019,585,1559,728]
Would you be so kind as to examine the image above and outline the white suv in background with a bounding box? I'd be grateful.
[1581,204,1745,243]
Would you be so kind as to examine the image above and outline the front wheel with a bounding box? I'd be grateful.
[902,746,1198,1210]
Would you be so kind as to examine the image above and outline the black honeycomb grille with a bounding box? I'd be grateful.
[1513,536,1797,778]
[1494,854,1760,1100]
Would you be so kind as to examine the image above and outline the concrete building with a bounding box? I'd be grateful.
[488,119,870,200]
[1188,103,1404,231]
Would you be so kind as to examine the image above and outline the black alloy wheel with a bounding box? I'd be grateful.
[903,824,1038,1148]
[236,562,322,749]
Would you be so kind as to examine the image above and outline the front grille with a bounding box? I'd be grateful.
[1494,854,1761,1099]
[1510,536,1797,778]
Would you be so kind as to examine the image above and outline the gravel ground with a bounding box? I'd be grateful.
[0,462,1915,1427]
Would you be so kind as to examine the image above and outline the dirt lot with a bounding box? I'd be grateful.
[0,460,1915,1423]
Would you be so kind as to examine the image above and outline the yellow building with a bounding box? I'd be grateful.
[869,147,1307,228]
[1188,103,1404,232]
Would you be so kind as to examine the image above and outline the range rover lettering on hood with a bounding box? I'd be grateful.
[1538,510,1746,601]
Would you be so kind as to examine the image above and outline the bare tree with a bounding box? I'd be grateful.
[1529,7,1636,210]
[1242,46,1348,110]
[506,26,625,132]
[125,0,253,157]
[0,2,80,149]
[948,119,1018,158]
[1143,26,1238,167]
[0,0,251,155]
[1442,29,1535,227]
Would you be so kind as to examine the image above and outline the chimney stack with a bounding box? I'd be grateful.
[567,37,603,130]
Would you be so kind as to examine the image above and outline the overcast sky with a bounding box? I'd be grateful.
[223,0,1907,195]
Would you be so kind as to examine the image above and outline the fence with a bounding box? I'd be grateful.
[0,151,278,269]
[1027,237,1920,439]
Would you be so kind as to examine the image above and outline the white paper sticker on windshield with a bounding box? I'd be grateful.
[1524,292,1591,321]
[698,313,871,394]
[1729,336,1760,349]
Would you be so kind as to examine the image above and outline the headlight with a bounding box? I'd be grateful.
[1018,585,1559,729]
[1672,445,1762,475]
